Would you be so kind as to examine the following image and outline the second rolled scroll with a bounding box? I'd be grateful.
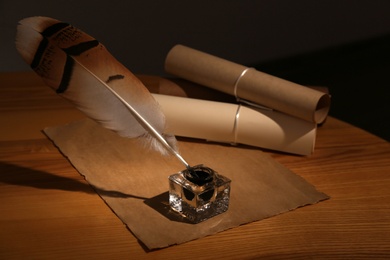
[165,45,330,124]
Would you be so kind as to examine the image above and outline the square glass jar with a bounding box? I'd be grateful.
[168,165,231,223]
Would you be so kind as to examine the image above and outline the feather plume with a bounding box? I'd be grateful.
[15,16,189,167]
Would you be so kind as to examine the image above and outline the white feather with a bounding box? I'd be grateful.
[15,16,188,166]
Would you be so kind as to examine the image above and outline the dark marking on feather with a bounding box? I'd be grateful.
[42,22,69,37]
[56,55,74,93]
[62,40,99,56]
[30,38,48,69]
[31,23,70,68]
[106,74,125,84]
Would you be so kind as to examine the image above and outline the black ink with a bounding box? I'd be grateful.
[185,169,214,186]
[199,189,215,201]
[183,167,215,201]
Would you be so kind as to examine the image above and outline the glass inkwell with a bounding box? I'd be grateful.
[125,118,231,223]
[169,164,231,223]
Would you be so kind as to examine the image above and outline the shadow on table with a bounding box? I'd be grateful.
[0,161,143,199]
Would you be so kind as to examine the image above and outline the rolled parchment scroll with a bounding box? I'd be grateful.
[152,94,316,155]
[165,45,331,123]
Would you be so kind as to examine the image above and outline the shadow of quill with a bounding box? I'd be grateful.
[0,161,145,199]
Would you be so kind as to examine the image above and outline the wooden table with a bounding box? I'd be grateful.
[1,72,389,259]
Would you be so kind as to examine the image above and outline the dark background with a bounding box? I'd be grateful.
[255,34,390,141]
[1,0,389,140]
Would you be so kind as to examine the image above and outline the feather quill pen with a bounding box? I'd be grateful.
[15,16,190,168]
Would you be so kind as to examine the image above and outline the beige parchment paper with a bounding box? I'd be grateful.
[153,94,316,155]
[44,119,328,249]
[165,45,331,124]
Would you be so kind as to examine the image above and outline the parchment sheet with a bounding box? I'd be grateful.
[165,44,331,123]
[44,119,328,249]
[153,94,317,155]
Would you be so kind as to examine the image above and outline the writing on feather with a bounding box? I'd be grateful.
[31,22,101,93]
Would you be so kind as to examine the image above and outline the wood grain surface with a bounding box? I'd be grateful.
[1,72,389,259]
